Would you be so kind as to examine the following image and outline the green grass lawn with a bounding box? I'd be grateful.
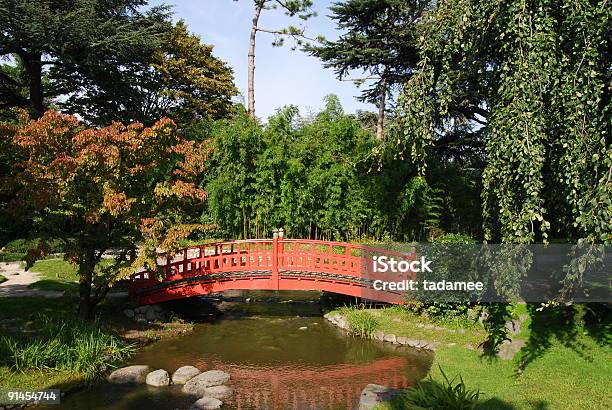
[26,259,79,281]
[329,306,611,410]
[25,259,80,292]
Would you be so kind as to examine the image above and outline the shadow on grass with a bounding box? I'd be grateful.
[516,304,609,372]
[385,382,520,410]
[28,279,78,292]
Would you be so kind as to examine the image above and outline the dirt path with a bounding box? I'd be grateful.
[0,262,64,298]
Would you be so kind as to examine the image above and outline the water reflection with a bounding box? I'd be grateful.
[50,295,433,409]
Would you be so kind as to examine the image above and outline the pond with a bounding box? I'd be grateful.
[48,292,433,409]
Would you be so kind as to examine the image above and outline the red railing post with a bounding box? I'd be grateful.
[183,249,188,274]
[272,236,280,290]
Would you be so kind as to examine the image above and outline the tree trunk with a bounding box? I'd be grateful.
[22,52,45,118]
[242,205,248,239]
[77,249,96,320]
[376,77,387,141]
[247,3,263,117]
[78,270,94,320]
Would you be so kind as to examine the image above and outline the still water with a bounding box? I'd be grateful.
[52,292,433,410]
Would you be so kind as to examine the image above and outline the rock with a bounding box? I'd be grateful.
[107,365,153,384]
[505,319,521,335]
[383,333,396,343]
[335,316,349,330]
[146,309,157,321]
[396,336,408,345]
[201,385,233,399]
[135,315,147,323]
[123,309,135,318]
[146,369,170,387]
[372,331,385,341]
[190,397,223,410]
[478,311,489,324]
[183,370,231,396]
[152,304,164,312]
[404,339,421,348]
[358,384,400,410]
[497,339,525,360]
[172,366,201,384]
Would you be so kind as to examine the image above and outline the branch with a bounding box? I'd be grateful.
[339,76,381,82]
[257,27,317,42]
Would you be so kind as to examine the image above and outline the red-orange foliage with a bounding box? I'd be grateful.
[4,110,212,318]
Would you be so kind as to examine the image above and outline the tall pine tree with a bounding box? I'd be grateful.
[308,0,429,139]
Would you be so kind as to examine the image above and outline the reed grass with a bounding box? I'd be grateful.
[339,305,379,338]
[0,315,134,380]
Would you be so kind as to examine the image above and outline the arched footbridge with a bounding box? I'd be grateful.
[128,238,416,305]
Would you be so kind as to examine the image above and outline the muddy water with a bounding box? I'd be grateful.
[53,292,433,410]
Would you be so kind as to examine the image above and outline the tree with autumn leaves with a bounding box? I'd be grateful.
[2,111,211,319]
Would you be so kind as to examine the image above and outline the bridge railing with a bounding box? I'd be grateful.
[278,239,365,278]
[129,238,417,302]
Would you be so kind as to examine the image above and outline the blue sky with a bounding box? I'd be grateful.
[149,0,372,121]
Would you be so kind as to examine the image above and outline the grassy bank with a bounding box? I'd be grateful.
[330,306,611,409]
[0,277,193,392]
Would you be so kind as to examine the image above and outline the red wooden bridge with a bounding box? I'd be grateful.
[128,238,416,305]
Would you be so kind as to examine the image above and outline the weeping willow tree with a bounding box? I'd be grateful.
[395,0,610,347]
[398,0,610,244]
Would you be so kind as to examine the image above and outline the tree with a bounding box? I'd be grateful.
[308,0,428,139]
[0,61,30,114]
[395,0,610,348]
[235,0,316,117]
[0,0,170,118]
[4,110,211,319]
[397,0,610,245]
[54,21,237,127]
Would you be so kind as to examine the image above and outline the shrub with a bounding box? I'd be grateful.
[0,252,25,262]
[402,366,480,409]
[2,238,67,254]
[431,233,477,244]
[404,232,479,321]
[0,315,134,380]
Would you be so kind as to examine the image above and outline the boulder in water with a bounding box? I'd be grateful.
[172,365,201,384]
[201,385,233,399]
[183,370,231,396]
[107,365,153,384]
[358,384,400,410]
[146,369,170,387]
[190,397,223,409]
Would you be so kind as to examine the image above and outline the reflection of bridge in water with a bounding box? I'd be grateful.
[129,238,415,305]
[195,356,430,409]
